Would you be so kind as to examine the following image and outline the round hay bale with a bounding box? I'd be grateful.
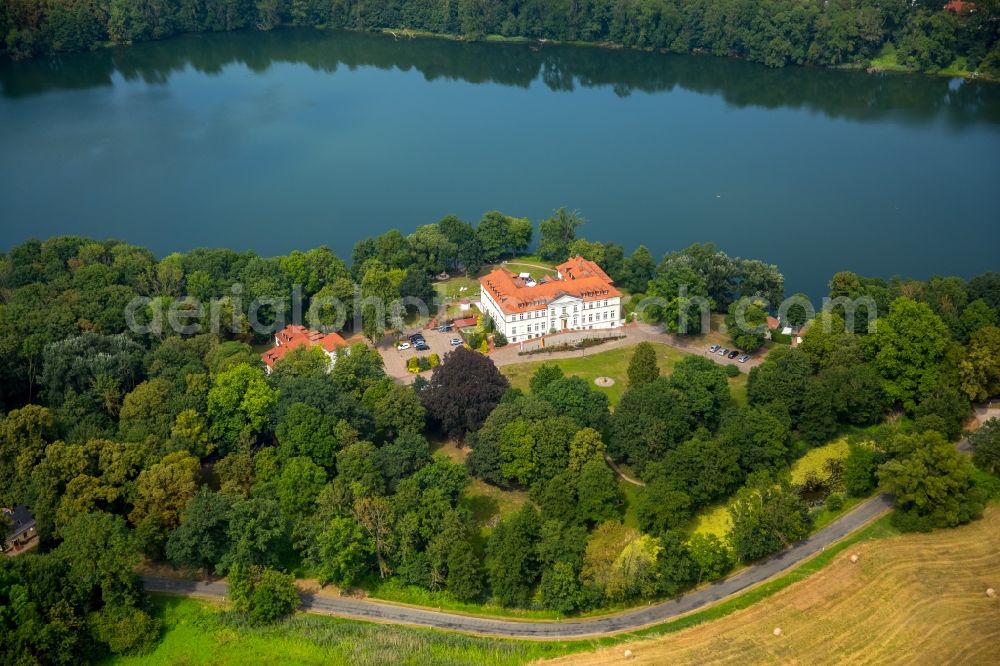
[623,649,634,659]
[773,627,783,637]
[987,588,996,598]
[850,554,859,564]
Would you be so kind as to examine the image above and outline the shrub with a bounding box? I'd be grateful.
[428,352,441,368]
[770,330,793,344]
[229,564,301,625]
[517,336,625,356]
[686,532,734,583]
[493,331,508,347]
[843,443,878,497]
[724,364,741,378]
[825,493,844,512]
[406,357,421,373]
[90,606,161,655]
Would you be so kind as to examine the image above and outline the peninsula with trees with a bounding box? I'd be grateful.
[0,210,998,663]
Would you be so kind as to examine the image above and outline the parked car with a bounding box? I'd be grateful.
[709,344,721,353]
[437,324,453,332]
[738,354,751,363]
[408,333,424,342]
[718,348,729,356]
[450,338,463,346]
[397,342,411,351]
[728,349,740,359]
[415,342,430,351]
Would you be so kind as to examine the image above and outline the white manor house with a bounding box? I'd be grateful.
[479,256,623,344]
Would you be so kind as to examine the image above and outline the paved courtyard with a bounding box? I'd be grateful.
[377,325,463,380]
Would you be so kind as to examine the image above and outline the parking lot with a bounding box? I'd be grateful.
[706,343,754,365]
[377,325,464,379]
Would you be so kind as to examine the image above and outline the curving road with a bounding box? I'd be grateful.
[144,417,994,639]
[142,493,893,639]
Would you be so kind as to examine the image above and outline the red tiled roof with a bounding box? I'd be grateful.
[261,344,290,368]
[453,317,479,328]
[767,316,780,330]
[262,324,347,368]
[480,257,620,315]
[943,0,974,12]
[556,256,613,283]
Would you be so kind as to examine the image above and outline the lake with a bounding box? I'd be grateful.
[1,29,998,299]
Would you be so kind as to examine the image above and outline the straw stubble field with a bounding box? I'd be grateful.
[543,506,1000,666]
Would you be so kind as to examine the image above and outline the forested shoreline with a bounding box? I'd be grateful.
[2,0,999,78]
[2,215,999,662]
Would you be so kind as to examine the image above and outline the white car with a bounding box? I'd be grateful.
[450,338,463,346]
[397,342,411,350]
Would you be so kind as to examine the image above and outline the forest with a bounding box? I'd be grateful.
[1,212,999,662]
[2,0,999,77]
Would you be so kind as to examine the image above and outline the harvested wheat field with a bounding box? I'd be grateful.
[544,506,1000,666]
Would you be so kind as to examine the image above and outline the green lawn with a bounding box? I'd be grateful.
[505,254,555,267]
[460,478,529,537]
[789,438,849,486]
[433,276,479,302]
[687,436,867,542]
[500,342,690,406]
[501,341,748,408]
[869,44,972,78]
[107,596,568,666]
[618,478,642,529]
[688,503,732,539]
[869,43,914,72]
[501,262,557,281]
[430,439,529,534]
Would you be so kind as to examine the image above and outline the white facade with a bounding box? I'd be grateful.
[479,287,622,344]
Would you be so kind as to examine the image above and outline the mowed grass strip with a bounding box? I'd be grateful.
[106,596,568,666]
[542,505,1000,665]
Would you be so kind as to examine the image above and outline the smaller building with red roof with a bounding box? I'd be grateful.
[943,0,975,13]
[261,324,348,374]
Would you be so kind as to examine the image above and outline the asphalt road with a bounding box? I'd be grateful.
[142,493,893,639]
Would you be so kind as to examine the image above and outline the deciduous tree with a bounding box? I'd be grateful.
[879,430,987,530]
[207,363,277,453]
[728,476,811,563]
[866,298,950,411]
[969,418,1000,474]
[626,341,659,387]
[422,346,508,439]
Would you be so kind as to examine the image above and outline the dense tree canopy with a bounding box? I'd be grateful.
[422,346,509,439]
[3,0,999,81]
[879,430,987,531]
[867,298,952,411]
[1,227,998,647]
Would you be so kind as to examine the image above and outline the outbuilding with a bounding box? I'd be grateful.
[2,505,37,553]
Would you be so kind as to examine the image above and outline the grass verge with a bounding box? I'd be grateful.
[119,512,901,665]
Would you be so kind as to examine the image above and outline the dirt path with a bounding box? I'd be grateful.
[605,454,645,487]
